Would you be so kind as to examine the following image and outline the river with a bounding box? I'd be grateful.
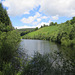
[20,39,62,56]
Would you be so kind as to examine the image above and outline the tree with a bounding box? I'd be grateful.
[0,3,14,31]
[66,20,71,25]
[0,23,6,32]
[55,22,57,25]
[40,25,43,28]
[35,27,38,30]
[0,3,5,23]
[49,22,54,26]
[69,24,75,40]
[71,17,75,24]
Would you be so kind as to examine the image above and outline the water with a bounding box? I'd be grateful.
[19,39,75,74]
[20,39,61,56]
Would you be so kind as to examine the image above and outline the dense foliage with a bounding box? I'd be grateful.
[0,3,14,31]
[0,3,21,75]
[22,17,75,47]
[20,51,75,75]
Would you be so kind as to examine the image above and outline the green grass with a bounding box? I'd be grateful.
[22,25,59,39]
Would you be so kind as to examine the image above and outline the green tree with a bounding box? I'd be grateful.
[55,22,57,25]
[40,25,43,28]
[49,22,54,26]
[69,24,75,40]
[35,27,38,30]
[71,17,75,24]
[0,3,14,31]
[0,3,5,23]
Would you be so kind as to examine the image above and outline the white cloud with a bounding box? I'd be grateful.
[51,15,59,20]
[21,12,41,24]
[21,12,50,26]
[37,18,41,22]
[2,0,40,16]
[34,12,41,18]
[41,16,48,19]
[2,0,75,17]
[32,18,41,25]
[24,12,30,14]
[15,25,36,29]
[40,0,75,17]
[21,16,35,24]
[32,21,38,25]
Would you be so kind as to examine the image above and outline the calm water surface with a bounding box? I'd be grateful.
[20,39,61,56]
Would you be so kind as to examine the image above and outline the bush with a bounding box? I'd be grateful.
[0,30,21,72]
[20,52,75,75]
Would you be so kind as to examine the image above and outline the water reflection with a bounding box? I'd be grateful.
[20,39,59,56]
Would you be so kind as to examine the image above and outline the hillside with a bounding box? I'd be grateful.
[16,28,35,32]
[16,28,38,36]
[22,18,75,47]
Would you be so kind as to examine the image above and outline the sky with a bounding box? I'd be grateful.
[0,0,75,29]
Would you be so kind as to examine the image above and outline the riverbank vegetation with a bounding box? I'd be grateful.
[20,52,75,75]
[22,17,75,47]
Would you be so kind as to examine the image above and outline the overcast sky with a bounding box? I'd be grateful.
[1,0,75,29]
